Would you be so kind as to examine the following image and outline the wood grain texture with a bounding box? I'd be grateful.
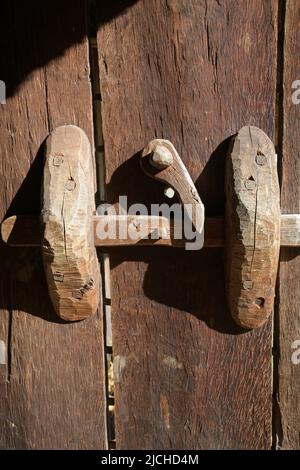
[0,1,106,449]
[276,0,300,450]
[225,126,281,329]
[97,0,277,449]
[42,126,100,321]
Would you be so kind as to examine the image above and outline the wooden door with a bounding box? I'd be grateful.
[0,0,299,450]
[0,1,106,449]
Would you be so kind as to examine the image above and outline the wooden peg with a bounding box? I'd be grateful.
[141,139,205,244]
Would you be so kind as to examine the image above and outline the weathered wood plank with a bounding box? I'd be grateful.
[97,0,277,449]
[0,1,106,449]
[2,214,300,248]
[276,0,300,450]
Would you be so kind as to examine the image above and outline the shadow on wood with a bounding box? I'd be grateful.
[0,140,68,323]
[0,0,139,99]
[106,136,245,335]
[0,0,139,325]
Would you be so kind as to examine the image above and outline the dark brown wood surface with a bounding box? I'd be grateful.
[97,0,277,449]
[276,0,300,450]
[0,1,106,449]
[1,0,299,451]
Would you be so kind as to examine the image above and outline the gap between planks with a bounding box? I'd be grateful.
[88,21,115,450]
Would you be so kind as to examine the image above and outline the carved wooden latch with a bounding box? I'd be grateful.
[1,125,299,328]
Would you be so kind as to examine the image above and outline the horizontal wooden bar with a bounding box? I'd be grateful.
[280,214,300,247]
[1,214,300,248]
[93,215,222,248]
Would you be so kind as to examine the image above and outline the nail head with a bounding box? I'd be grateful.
[243,280,253,290]
[72,289,83,299]
[65,179,76,191]
[256,154,267,166]
[245,178,256,190]
[53,156,64,166]
[54,272,64,282]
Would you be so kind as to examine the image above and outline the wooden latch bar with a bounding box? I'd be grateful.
[225,126,281,328]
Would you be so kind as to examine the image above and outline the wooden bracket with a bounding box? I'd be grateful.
[1,125,299,328]
[225,126,281,329]
[41,125,100,322]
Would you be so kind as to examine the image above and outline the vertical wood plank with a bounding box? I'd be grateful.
[97,0,277,449]
[0,1,106,449]
[276,0,300,450]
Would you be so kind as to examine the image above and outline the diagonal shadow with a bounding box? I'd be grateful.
[0,0,139,98]
[0,0,140,324]
[0,140,69,323]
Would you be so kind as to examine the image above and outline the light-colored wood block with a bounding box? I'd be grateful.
[225,126,281,329]
[41,125,100,321]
